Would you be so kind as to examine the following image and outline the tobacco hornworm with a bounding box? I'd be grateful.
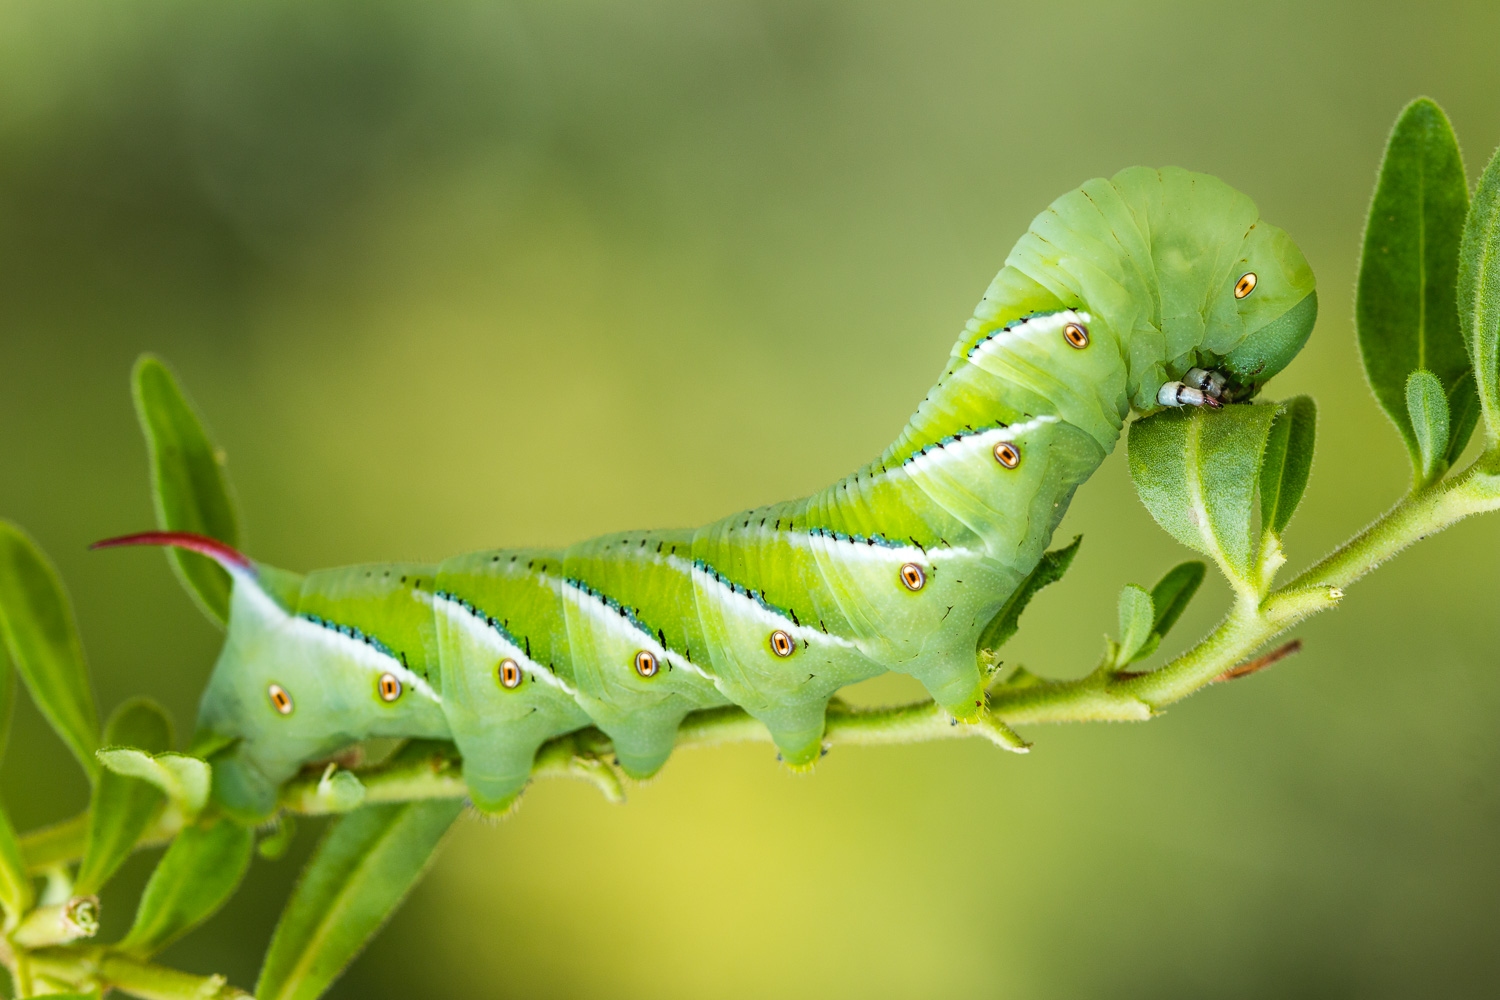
[100,166,1318,820]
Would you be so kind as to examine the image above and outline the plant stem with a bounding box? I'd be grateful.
[25,946,251,999]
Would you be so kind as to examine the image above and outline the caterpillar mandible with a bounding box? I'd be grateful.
[100,166,1317,820]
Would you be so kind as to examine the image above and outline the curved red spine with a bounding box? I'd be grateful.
[90,531,253,571]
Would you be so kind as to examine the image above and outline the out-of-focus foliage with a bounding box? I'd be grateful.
[2,2,1500,998]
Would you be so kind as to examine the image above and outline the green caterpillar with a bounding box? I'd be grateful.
[100,166,1317,820]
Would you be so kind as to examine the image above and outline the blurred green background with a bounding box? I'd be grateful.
[2,0,1499,996]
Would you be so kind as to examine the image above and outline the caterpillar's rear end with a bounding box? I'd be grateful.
[101,166,1318,821]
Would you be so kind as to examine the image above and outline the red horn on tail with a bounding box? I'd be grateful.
[91,531,253,571]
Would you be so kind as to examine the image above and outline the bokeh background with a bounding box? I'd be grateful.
[3,1,1500,996]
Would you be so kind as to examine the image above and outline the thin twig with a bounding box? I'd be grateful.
[1213,639,1303,682]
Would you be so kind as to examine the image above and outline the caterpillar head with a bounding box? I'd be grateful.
[1216,221,1318,395]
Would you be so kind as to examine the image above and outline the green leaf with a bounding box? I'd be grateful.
[0,521,101,780]
[1259,396,1318,535]
[1405,370,1451,484]
[97,749,211,818]
[1132,560,1208,662]
[1114,584,1154,664]
[1459,141,1500,446]
[1148,561,1207,643]
[256,800,464,1000]
[0,654,14,766]
[0,803,34,923]
[1128,404,1279,583]
[1445,370,1483,466]
[118,816,253,957]
[0,624,24,922]
[132,354,241,626]
[975,536,1081,653]
[1357,98,1474,471]
[74,699,173,896]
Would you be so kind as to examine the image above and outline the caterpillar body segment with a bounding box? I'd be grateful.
[103,167,1318,820]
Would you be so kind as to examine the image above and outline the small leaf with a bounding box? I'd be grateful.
[1446,370,1483,466]
[975,536,1082,654]
[1114,584,1154,664]
[1406,370,1451,485]
[132,355,241,626]
[97,749,211,818]
[0,803,34,923]
[1259,396,1318,535]
[256,800,464,1000]
[1149,561,1207,642]
[1459,141,1500,445]
[1128,405,1279,582]
[0,521,101,780]
[1357,98,1473,471]
[75,699,173,896]
[119,816,253,957]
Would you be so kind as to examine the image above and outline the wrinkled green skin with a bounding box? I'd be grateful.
[199,167,1317,819]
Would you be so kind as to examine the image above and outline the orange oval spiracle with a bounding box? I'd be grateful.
[1235,272,1257,299]
[268,683,294,715]
[634,650,660,678]
[993,441,1020,469]
[770,629,795,658]
[899,562,927,592]
[498,658,523,690]
[377,673,403,702]
[1063,322,1090,349]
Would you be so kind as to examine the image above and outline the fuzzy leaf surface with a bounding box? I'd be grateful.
[1459,142,1500,443]
[1406,370,1451,484]
[1115,584,1155,664]
[1128,405,1278,582]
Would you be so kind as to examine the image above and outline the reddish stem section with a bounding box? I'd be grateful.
[90,531,252,571]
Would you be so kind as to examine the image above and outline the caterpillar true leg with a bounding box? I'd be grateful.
[1156,381,1224,408]
[1183,367,1230,399]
